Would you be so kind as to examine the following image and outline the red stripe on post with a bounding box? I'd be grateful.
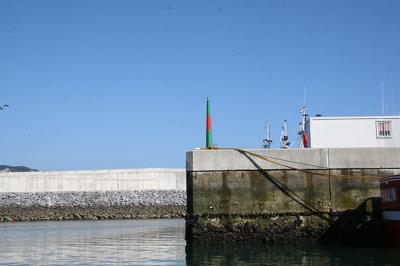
[207,114,212,130]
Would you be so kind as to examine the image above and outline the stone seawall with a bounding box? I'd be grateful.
[186,148,400,245]
[185,168,387,245]
[0,190,186,222]
[0,168,186,222]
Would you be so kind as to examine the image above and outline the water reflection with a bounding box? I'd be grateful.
[0,219,399,265]
[0,219,186,265]
[186,245,400,266]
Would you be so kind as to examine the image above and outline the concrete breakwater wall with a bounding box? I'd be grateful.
[0,168,186,221]
[185,148,400,245]
[0,168,186,192]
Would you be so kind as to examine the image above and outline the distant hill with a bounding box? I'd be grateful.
[0,165,38,172]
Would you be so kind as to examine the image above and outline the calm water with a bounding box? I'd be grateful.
[0,219,399,265]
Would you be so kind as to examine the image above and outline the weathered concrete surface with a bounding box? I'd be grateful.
[187,169,390,215]
[186,148,400,245]
[0,168,186,192]
[187,147,400,171]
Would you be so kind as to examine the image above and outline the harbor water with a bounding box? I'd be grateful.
[0,219,399,265]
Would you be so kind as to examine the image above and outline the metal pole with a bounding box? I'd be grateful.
[206,97,213,148]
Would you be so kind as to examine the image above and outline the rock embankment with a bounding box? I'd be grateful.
[0,190,186,222]
[185,213,329,245]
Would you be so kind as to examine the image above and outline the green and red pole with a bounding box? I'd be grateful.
[206,97,213,149]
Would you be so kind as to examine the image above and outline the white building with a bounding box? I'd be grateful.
[309,116,400,148]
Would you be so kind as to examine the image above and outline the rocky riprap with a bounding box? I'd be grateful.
[185,213,330,245]
[0,190,186,222]
[185,210,385,246]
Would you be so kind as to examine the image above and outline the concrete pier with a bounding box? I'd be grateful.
[185,148,400,245]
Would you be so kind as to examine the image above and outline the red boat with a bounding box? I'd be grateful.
[380,175,400,246]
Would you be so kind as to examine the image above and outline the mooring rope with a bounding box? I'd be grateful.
[211,147,383,180]
[205,147,385,221]
[235,149,331,221]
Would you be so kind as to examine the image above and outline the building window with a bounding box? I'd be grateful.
[376,120,392,139]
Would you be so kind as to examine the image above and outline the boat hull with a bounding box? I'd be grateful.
[380,176,400,246]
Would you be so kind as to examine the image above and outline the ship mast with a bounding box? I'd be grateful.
[298,105,309,148]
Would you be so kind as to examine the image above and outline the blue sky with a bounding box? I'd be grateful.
[1,0,400,170]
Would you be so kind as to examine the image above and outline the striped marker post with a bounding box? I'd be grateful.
[206,97,213,148]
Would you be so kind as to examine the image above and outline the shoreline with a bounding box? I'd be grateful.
[0,190,186,222]
[0,205,186,222]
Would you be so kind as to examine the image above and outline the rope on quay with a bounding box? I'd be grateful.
[210,147,384,180]
[204,147,386,222]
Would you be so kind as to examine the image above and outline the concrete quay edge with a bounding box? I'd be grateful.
[186,147,400,172]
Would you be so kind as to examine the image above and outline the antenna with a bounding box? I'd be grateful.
[303,87,307,107]
[280,119,290,149]
[381,80,385,115]
[390,72,394,115]
[263,121,272,149]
